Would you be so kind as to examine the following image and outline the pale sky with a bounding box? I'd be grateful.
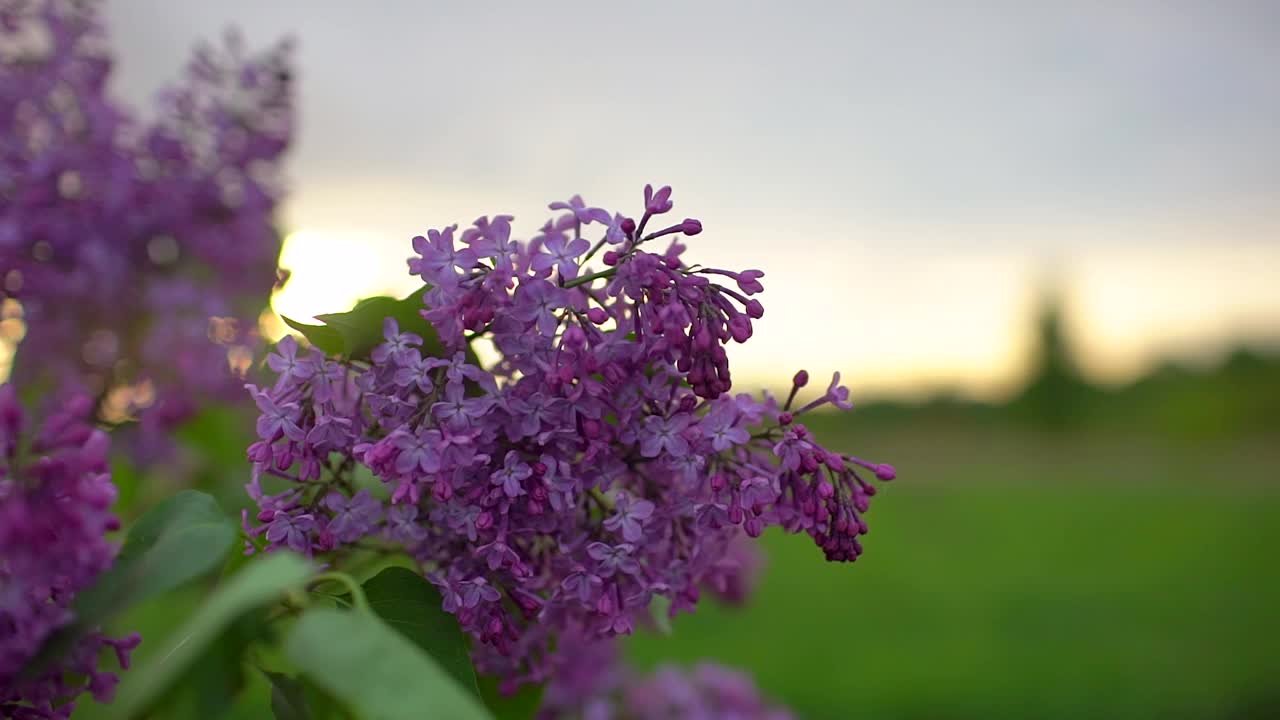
[102,1,1280,400]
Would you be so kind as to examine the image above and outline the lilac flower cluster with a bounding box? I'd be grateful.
[0,385,139,720]
[0,0,293,455]
[244,185,895,687]
[542,635,792,720]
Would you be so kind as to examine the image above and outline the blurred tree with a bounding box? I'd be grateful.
[1011,289,1093,428]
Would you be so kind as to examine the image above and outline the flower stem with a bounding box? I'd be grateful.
[564,267,617,289]
[310,571,369,613]
[588,487,616,511]
[579,237,609,266]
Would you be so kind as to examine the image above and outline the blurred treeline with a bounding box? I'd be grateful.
[848,296,1280,443]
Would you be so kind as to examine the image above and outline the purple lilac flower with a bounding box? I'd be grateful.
[643,184,674,215]
[0,385,140,719]
[0,2,295,464]
[457,577,502,609]
[306,411,353,449]
[432,387,494,430]
[244,184,896,690]
[796,371,854,413]
[371,318,424,364]
[586,542,641,578]
[512,280,567,337]
[393,353,439,394]
[384,503,428,545]
[266,511,316,553]
[409,226,476,285]
[476,537,522,572]
[703,530,764,606]
[561,568,604,604]
[394,429,443,475]
[267,335,316,387]
[323,490,382,543]
[542,634,794,720]
[604,493,656,543]
[491,451,532,498]
[532,234,590,280]
[702,401,750,451]
[548,195,611,226]
[639,413,692,458]
[251,387,305,442]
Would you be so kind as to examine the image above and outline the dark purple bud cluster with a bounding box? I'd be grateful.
[245,185,895,689]
[0,385,139,719]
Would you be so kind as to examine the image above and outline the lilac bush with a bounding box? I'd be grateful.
[0,0,293,457]
[0,385,138,720]
[244,185,896,689]
[3,3,900,717]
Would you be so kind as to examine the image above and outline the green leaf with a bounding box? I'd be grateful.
[265,671,312,720]
[77,490,237,618]
[114,552,314,719]
[281,316,345,355]
[264,671,350,720]
[283,287,484,378]
[285,608,491,720]
[220,532,257,579]
[356,567,479,697]
[477,674,544,720]
[25,491,237,676]
[163,614,267,719]
[314,286,445,361]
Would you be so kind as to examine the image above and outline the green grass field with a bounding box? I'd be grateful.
[628,417,1280,719]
